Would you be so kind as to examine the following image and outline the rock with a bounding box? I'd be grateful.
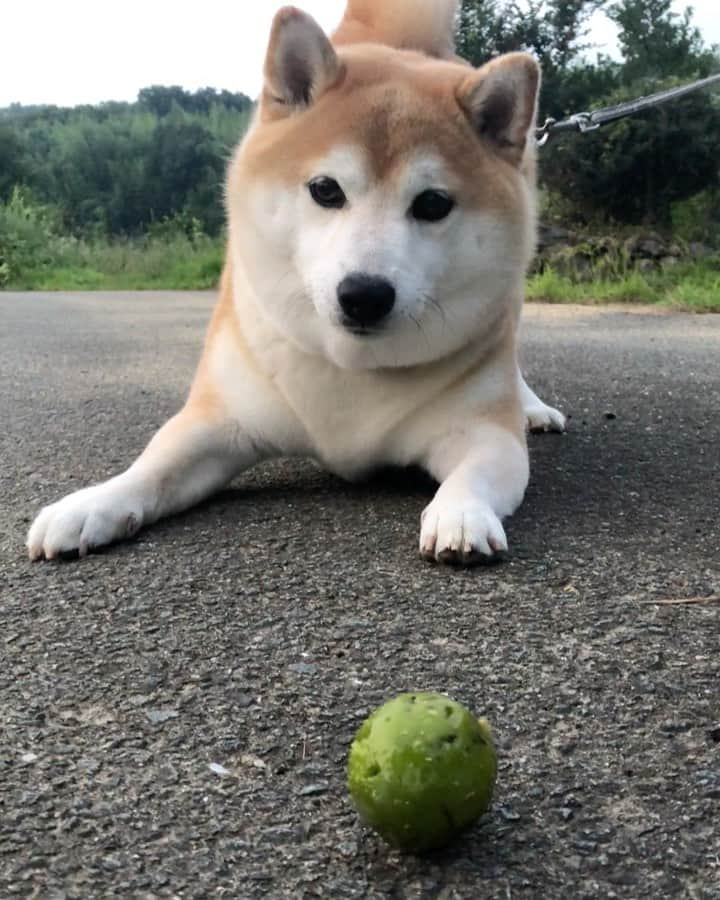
[534,226,714,279]
[538,224,575,251]
[688,241,713,259]
[635,259,657,275]
[289,662,317,676]
[624,234,668,260]
[546,246,595,281]
[145,709,179,725]
[299,783,329,796]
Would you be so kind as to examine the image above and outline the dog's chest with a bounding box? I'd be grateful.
[270,354,426,475]
[260,340,503,479]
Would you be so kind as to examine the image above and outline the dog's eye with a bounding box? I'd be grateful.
[308,177,346,209]
[411,190,455,223]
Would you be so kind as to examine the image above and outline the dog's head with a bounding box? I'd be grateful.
[227,2,540,370]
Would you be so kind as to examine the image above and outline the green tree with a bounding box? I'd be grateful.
[1,90,251,236]
[138,85,191,117]
[541,0,720,225]
[0,126,27,201]
[456,0,617,117]
[144,119,226,232]
[541,85,720,224]
[608,0,717,83]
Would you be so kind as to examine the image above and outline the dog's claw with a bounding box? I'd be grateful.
[420,499,508,568]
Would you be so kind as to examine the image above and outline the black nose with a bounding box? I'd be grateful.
[337,273,396,330]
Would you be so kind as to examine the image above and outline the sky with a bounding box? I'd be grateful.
[1,0,718,108]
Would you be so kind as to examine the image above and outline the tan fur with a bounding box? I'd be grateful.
[333,0,458,58]
[243,44,533,228]
[27,1,564,568]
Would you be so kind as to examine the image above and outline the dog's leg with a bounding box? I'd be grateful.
[519,371,566,433]
[419,422,529,566]
[27,406,262,560]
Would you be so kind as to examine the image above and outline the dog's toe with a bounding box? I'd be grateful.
[525,402,566,433]
[420,500,507,567]
[27,483,144,562]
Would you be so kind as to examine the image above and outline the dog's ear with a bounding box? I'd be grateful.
[263,7,342,111]
[457,53,540,166]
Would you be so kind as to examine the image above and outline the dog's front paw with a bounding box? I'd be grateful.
[27,481,144,561]
[525,399,566,434]
[419,498,508,566]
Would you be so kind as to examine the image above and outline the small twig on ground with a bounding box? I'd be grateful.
[640,595,720,606]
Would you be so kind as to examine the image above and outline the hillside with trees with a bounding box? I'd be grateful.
[1,0,719,303]
[0,86,252,236]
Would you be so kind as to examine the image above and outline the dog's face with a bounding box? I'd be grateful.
[227,9,540,371]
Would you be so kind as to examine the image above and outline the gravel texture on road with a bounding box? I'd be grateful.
[1,292,719,899]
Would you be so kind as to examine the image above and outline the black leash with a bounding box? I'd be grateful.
[536,72,720,146]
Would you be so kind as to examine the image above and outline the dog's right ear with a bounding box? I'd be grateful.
[263,7,343,113]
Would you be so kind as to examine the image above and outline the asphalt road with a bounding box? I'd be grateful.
[1,292,719,900]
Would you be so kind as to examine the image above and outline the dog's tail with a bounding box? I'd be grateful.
[333,0,458,59]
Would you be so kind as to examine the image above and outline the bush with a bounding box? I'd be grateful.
[539,80,720,227]
[670,189,720,246]
[0,190,224,290]
[0,187,72,284]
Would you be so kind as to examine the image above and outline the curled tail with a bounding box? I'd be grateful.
[333,0,459,58]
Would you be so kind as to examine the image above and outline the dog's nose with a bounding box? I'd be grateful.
[337,273,396,329]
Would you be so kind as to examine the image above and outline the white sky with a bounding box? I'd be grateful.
[0,0,718,108]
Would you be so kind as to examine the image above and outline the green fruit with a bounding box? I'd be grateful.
[347,692,497,852]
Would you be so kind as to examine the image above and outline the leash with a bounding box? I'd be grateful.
[535,72,720,146]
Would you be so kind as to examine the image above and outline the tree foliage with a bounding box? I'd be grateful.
[457,0,617,118]
[0,87,251,237]
[541,0,720,224]
[608,0,717,83]
[457,0,720,225]
[2,5,719,238]
[0,126,27,202]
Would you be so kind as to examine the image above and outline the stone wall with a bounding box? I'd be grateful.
[534,225,717,280]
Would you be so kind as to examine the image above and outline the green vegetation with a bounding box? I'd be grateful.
[0,188,223,290]
[1,2,719,308]
[0,86,250,236]
[460,0,720,228]
[528,260,720,312]
[0,86,243,290]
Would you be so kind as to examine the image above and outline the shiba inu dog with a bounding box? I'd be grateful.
[28,0,564,566]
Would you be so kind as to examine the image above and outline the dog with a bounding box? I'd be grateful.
[27,0,565,566]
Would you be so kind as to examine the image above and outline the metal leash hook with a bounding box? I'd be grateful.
[570,112,600,133]
[535,71,720,147]
[535,117,556,147]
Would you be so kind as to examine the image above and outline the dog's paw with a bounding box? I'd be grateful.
[525,399,566,434]
[27,482,144,561]
[420,498,508,566]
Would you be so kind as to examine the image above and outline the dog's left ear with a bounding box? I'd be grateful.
[263,6,342,111]
[457,53,540,166]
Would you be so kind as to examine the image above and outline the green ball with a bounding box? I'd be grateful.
[347,692,497,852]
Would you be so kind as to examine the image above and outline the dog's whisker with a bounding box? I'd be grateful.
[407,312,433,355]
[421,293,447,329]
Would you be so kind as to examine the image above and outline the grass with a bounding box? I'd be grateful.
[527,261,720,312]
[4,234,225,291]
[3,230,719,312]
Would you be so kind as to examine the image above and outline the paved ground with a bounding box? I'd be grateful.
[1,292,719,899]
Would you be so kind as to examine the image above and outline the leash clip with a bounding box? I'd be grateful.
[535,117,556,146]
[570,112,600,133]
